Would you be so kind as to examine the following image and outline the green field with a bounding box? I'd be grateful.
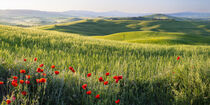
[39,19,210,45]
[0,25,210,105]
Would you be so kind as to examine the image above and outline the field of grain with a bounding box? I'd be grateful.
[0,25,210,105]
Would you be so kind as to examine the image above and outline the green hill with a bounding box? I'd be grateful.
[39,19,210,45]
[94,31,210,45]
[143,14,183,20]
[0,25,210,105]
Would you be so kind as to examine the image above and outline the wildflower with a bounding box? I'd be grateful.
[0,81,4,85]
[37,68,41,73]
[51,65,55,69]
[11,81,18,87]
[39,78,46,83]
[95,94,100,99]
[26,75,30,79]
[82,84,87,89]
[39,64,44,67]
[12,96,16,101]
[118,76,123,80]
[40,69,44,72]
[173,72,175,74]
[71,69,76,73]
[106,72,110,76]
[42,73,46,76]
[24,59,27,61]
[36,79,40,83]
[21,91,27,96]
[12,80,18,83]
[19,80,24,84]
[113,76,118,79]
[25,80,30,84]
[115,79,119,83]
[69,66,73,70]
[87,73,91,77]
[13,76,18,80]
[55,71,60,75]
[99,77,104,82]
[34,58,37,61]
[20,70,26,74]
[104,81,108,85]
[69,66,76,73]
[177,56,180,61]
[86,91,91,95]
[113,75,122,83]
[115,99,120,104]
[6,99,11,104]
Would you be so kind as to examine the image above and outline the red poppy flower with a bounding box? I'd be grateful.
[54,71,60,75]
[20,70,26,74]
[106,72,110,76]
[51,65,55,69]
[71,69,76,73]
[113,76,118,79]
[39,64,44,67]
[6,99,11,104]
[21,91,27,96]
[24,59,27,61]
[104,81,108,85]
[36,79,40,83]
[11,81,18,87]
[87,73,91,77]
[115,79,119,83]
[42,73,46,76]
[40,78,46,83]
[12,96,16,101]
[25,80,30,84]
[69,66,73,70]
[19,80,24,84]
[177,56,180,61]
[95,94,100,99]
[0,81,4,85]
[34,58,37,61]
[99,77,104,82]
[12,79,18,83]
[40,69,44,72]
[82,84,87,89]
[26,75,30,79]
[69,66,76,73]
[115,99,120,104]
[118,76,123,80]
[37,68,41,73]
[13,76,18,80]
[86,91,91,95]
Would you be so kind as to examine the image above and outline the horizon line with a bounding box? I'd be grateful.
[1,9,210,14]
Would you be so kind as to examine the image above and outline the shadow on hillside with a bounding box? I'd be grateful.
[119,77,209,105]
[47,19,141,36]
[0,64,9,102]
[146,20,210,36]
[45,19,210,37]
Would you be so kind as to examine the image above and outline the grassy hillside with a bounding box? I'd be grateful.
[39,19,210,45]
[0,25,210,105]
[40,19,210,35]
[94,31,210,45]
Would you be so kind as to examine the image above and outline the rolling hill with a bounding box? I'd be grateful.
[1,9,210,26]
[40,19,210,45]
[0,25,209,105]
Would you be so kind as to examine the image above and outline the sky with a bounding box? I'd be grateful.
[0,0,210,13]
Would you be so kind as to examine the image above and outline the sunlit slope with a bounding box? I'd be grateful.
[94,31,210,45]
[0,25,210,105]
[39,19,210,36]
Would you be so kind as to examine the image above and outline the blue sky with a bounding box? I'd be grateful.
[0,0,209,13]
